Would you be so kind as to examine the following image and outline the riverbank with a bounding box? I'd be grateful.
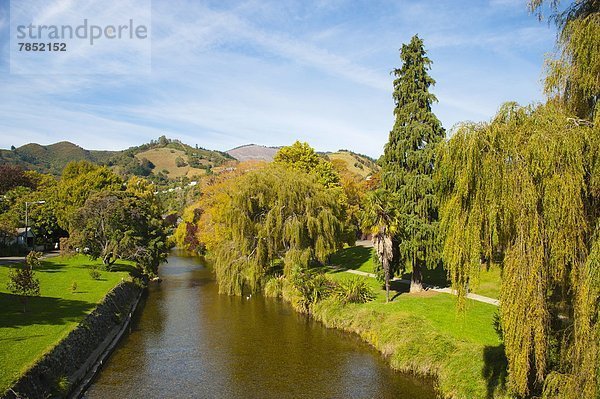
[3,281,142,399]
[282,270,509,399]
[0,255,140,397]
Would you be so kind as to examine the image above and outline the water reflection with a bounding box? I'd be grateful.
[84,251,436,399]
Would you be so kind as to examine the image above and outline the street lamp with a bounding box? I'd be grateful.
[25,200,45,249]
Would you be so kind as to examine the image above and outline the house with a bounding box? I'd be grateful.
[15,228,36,247]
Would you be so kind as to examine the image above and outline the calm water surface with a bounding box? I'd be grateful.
[84,251,437,399]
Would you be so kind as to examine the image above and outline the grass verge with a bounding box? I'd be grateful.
[0,255,133,392]
[307,262,509,398]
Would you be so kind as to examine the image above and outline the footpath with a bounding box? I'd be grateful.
[340,268,500,306]
[336,240,500,307]
[0,251,60,265]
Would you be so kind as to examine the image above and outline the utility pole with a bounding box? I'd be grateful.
[25,200,45,249]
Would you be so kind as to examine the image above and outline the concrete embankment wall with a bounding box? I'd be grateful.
[2,281,143,399]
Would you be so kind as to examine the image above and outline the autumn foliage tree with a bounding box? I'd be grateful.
[201,165,346,295]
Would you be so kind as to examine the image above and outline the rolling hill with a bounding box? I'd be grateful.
[0,139,377,183]
[0,138,233,181]
[324,150,379,179]
[0,141,116,176]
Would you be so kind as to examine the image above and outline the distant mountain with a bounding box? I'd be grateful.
[109,138,234,181]
[0,139,377,183]
[227,144,279,162]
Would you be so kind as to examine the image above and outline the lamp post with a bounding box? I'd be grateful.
[25,200,45,249]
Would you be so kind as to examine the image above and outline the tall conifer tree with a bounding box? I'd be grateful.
[381,35,444,293]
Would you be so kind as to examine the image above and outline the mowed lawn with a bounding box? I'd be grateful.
[323,270,508,398]
[0,255,132,392]
[329,245,502,299]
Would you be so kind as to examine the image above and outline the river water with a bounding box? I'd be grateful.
[84,251,436,398]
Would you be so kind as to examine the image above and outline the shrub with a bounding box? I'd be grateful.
[89,266,101,280]
[334,277,375,304]
[71,281,78,293]
[264,275,285,298]
[289,269,336,313]
[7,252,41,312]
[59,237,76,257]
[175,156,187,167]
[55,375,70,396]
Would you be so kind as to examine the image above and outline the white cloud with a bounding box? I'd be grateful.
[0,0,557,158]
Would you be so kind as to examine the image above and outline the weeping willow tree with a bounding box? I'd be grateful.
[437,102,600,398]
[529,0,600,120]
[204,165,346,295]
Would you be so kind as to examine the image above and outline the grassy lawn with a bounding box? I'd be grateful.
[328,245,375,273]
[320,270,508,398]
[0,255,133,392]
[329,245,502,299]
[470,264,502,299]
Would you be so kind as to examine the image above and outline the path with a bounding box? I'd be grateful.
[0,251,61,266]
[340,267,499,306]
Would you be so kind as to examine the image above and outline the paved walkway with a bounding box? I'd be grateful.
[0,251,60,266]
[337,267,500,307]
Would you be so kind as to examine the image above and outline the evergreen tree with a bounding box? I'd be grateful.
[380,35,445,293]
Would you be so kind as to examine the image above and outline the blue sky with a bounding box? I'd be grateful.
[0,0,556,157]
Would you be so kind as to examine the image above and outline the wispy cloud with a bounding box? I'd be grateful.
[0,0,557,157]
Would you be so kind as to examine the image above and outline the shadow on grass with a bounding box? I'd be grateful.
[400,264,450,288]
[390,280,410,300]
[0,292,95,329]
[328,246,372,270]
[6,260,70,273]
[482,344,508,399]
[109,262,139,275]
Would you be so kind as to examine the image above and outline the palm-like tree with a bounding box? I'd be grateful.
[361,189,399,303]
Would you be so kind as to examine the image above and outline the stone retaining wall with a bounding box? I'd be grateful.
[2,281,143,399]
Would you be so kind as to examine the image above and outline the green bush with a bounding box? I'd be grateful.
[55,375,70,396]
[264,275,285,298]
[289,269,336,313]
[89,266,101,280]
[334,276,375,304]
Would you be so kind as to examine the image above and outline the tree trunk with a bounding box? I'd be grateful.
[384,262,390,303]
[410,261,423,293]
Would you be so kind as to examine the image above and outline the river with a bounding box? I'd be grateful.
[84,251,436,398]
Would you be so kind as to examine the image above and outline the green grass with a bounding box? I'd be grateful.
[470,264,502,299]
[0,255,133,392]
[323,248,507,397]
[329,245,502,299]
[328,245,375,273]
[316,270,508,398]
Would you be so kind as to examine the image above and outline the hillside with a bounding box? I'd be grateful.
[227,144,279,162]
[120,138,233,180]
[0,137,233,181]
[0,139,377,182]
[325,150,379,179]
[0,141,116,176]
[134,147,207,179]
